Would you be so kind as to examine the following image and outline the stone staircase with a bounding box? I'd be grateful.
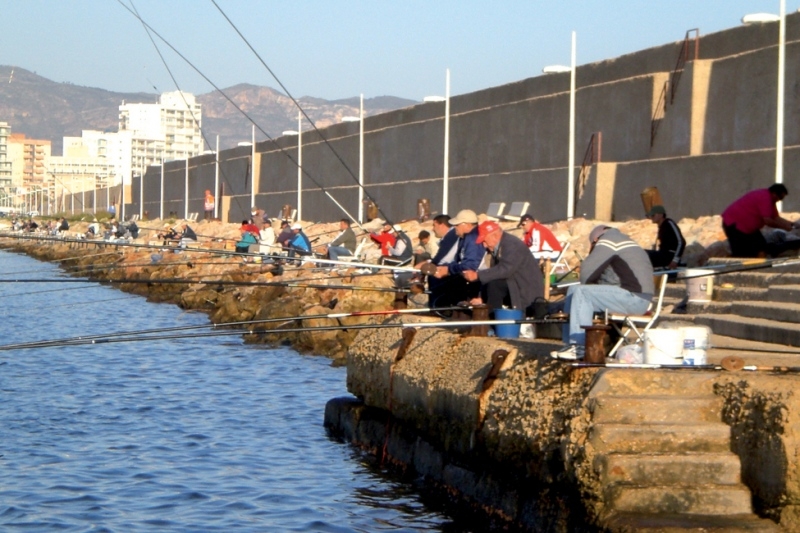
[660,258,800,348]
[589,370,779,531]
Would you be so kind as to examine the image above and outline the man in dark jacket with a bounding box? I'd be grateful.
[427,210,484,306]
[463,221,543,314]
[552,225,654,360]
[645,205,685,269]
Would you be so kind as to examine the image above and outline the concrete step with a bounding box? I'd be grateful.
[590,423,731,454]
[591,396,722,425]
[767,284,800,303]
[695,313,800,347]
[589,369,718,397]
[686,300,730,315]
[604,511,780,532]
[714,286,769,302]
[730,300,800,324]
[599,453,741,487]
[607,484,753,515]
[716,271,800,288]
[664,284,687,300]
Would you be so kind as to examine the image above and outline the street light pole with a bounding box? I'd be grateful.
[776,0,786,210]
[567,31,576,219]
[443,68,451,216]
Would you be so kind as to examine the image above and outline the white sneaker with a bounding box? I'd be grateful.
[550,344,584,360]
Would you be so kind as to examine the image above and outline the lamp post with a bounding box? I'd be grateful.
[544,31,577,219]
[342,95,365,222]
[283,114,302,222]
[424,68,451,215]
[743,1,786,210]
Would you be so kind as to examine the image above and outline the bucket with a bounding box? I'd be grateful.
[643,328,684,365]
[684,269,714,303]
[681,326,711,365]
[641,186,663,215]
[494,308,523,339]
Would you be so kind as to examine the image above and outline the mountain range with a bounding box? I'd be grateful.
[0,66,417,154]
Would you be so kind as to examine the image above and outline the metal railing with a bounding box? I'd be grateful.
[650,29,700,147]
[575,132,602,213]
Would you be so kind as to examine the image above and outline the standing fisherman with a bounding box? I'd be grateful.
[204,190,215,221]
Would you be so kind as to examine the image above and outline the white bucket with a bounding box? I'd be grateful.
[684,269,714,303]
[643,328,684,365]
[681,326,711,365]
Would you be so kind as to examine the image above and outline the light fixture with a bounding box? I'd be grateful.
[741,13,780,23]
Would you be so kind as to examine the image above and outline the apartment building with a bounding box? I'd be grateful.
[7,133,51,190]
[0,122,11,191]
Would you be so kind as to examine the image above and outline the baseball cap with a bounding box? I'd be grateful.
[291,223,302,230]
[589,225,609,243]
[647,205,666,217]
[476,220,501,244]
[517,213,534,227]
[448,209,478,225]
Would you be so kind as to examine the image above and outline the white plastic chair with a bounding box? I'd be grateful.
[604,274,669,357]
[501,201,530,222]
[335,238,368,264]
[484,202,506,221]
[548,241,571,275]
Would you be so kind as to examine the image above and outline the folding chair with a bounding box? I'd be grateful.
[604,274,669,357]
[484,202,506,221]
[335,238,369,264]
[548,241,571,275]
[501,201,530,222]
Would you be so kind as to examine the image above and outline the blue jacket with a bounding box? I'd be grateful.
[448,227,484,276]
[290,231,311,252]
[432,228,459,265]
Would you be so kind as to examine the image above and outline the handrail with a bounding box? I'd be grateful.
[575,132,601,213]
[650,81,668,147]
[650,28,700,148]
[671,28,700,104]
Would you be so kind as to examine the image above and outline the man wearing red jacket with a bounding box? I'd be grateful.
[519,214,562,260]
[370,223,397,257]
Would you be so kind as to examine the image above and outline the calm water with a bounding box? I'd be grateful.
[0,250,461,532]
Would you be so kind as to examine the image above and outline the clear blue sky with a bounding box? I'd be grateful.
[0,0,792,101]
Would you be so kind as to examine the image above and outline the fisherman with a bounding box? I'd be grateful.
[321,218,357,261]
[250,206,266,229]
[370,222,397,259]
[204,190,215,221]
[287,223,312,258]
[463,220,543,315]
[259,219,277,254]
[381,225,413,265]
[721,184,800,258]
[179,224,197,248]
[58,217,69,233]
[429,209,485,307]
[645,205,685,269]
[158,225,179,246]
[518,213,562,261]
[551,225,654,360]
[413,230,438,265]
[235,219,259,254]
[276,220,293,250]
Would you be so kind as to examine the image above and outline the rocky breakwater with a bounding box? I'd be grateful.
[0,223,395,363]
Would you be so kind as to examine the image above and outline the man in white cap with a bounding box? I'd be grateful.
[552,225,654,360]
[287,222,312,258]
[426,209,485,306]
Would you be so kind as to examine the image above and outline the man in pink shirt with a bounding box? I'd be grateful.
[721,184,796,257]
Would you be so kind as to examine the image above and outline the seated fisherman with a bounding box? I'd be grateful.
[380,225,413,265]
[551,225,654,360]
[518,213,562,261]
[236,220,260,254]
[645,205,685,269]
[287,223,312,258]
[321,219,357,261]
[179,224,197,248]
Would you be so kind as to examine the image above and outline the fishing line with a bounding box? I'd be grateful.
[116,1,362,227]
[128,0,248,217]
[0,285,98,300]
[0,294,141,314]
[0,316,562,351]
[0,306,466,351]
[211,0,392,226]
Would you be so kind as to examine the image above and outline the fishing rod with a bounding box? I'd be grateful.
[0,232,420,273]
[0,306,469,351]
[0,276,417,294]
[0,316,565,351]
[117,2,364,229]
[211,0,394,229]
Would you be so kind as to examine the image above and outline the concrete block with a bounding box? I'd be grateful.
[604,511,781,532]
[607,485,753,515]
[731,301,800,324]
[767,284,800,304]
[590,423,732,454]
[589,369,718,397]
[599,452,742,486]
[714,287,769,302]
[591,395,723,424]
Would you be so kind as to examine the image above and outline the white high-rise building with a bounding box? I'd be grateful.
[117,91,202,184]
[0,122,11,191]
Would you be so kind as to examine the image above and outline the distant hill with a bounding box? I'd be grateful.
[0,66,417,154]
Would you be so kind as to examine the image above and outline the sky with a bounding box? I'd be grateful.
[0,1,793,101]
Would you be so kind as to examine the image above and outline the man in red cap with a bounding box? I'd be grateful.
[463,221,543,316]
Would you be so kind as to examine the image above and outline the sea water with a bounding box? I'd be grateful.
[0,250,465,532]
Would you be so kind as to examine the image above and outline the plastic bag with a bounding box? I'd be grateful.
[617,343,643,364]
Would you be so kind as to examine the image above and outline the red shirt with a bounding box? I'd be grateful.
[721,189,778,234]
[370,231,396,255]
[242,223,260,236]
[523,222,562,253]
